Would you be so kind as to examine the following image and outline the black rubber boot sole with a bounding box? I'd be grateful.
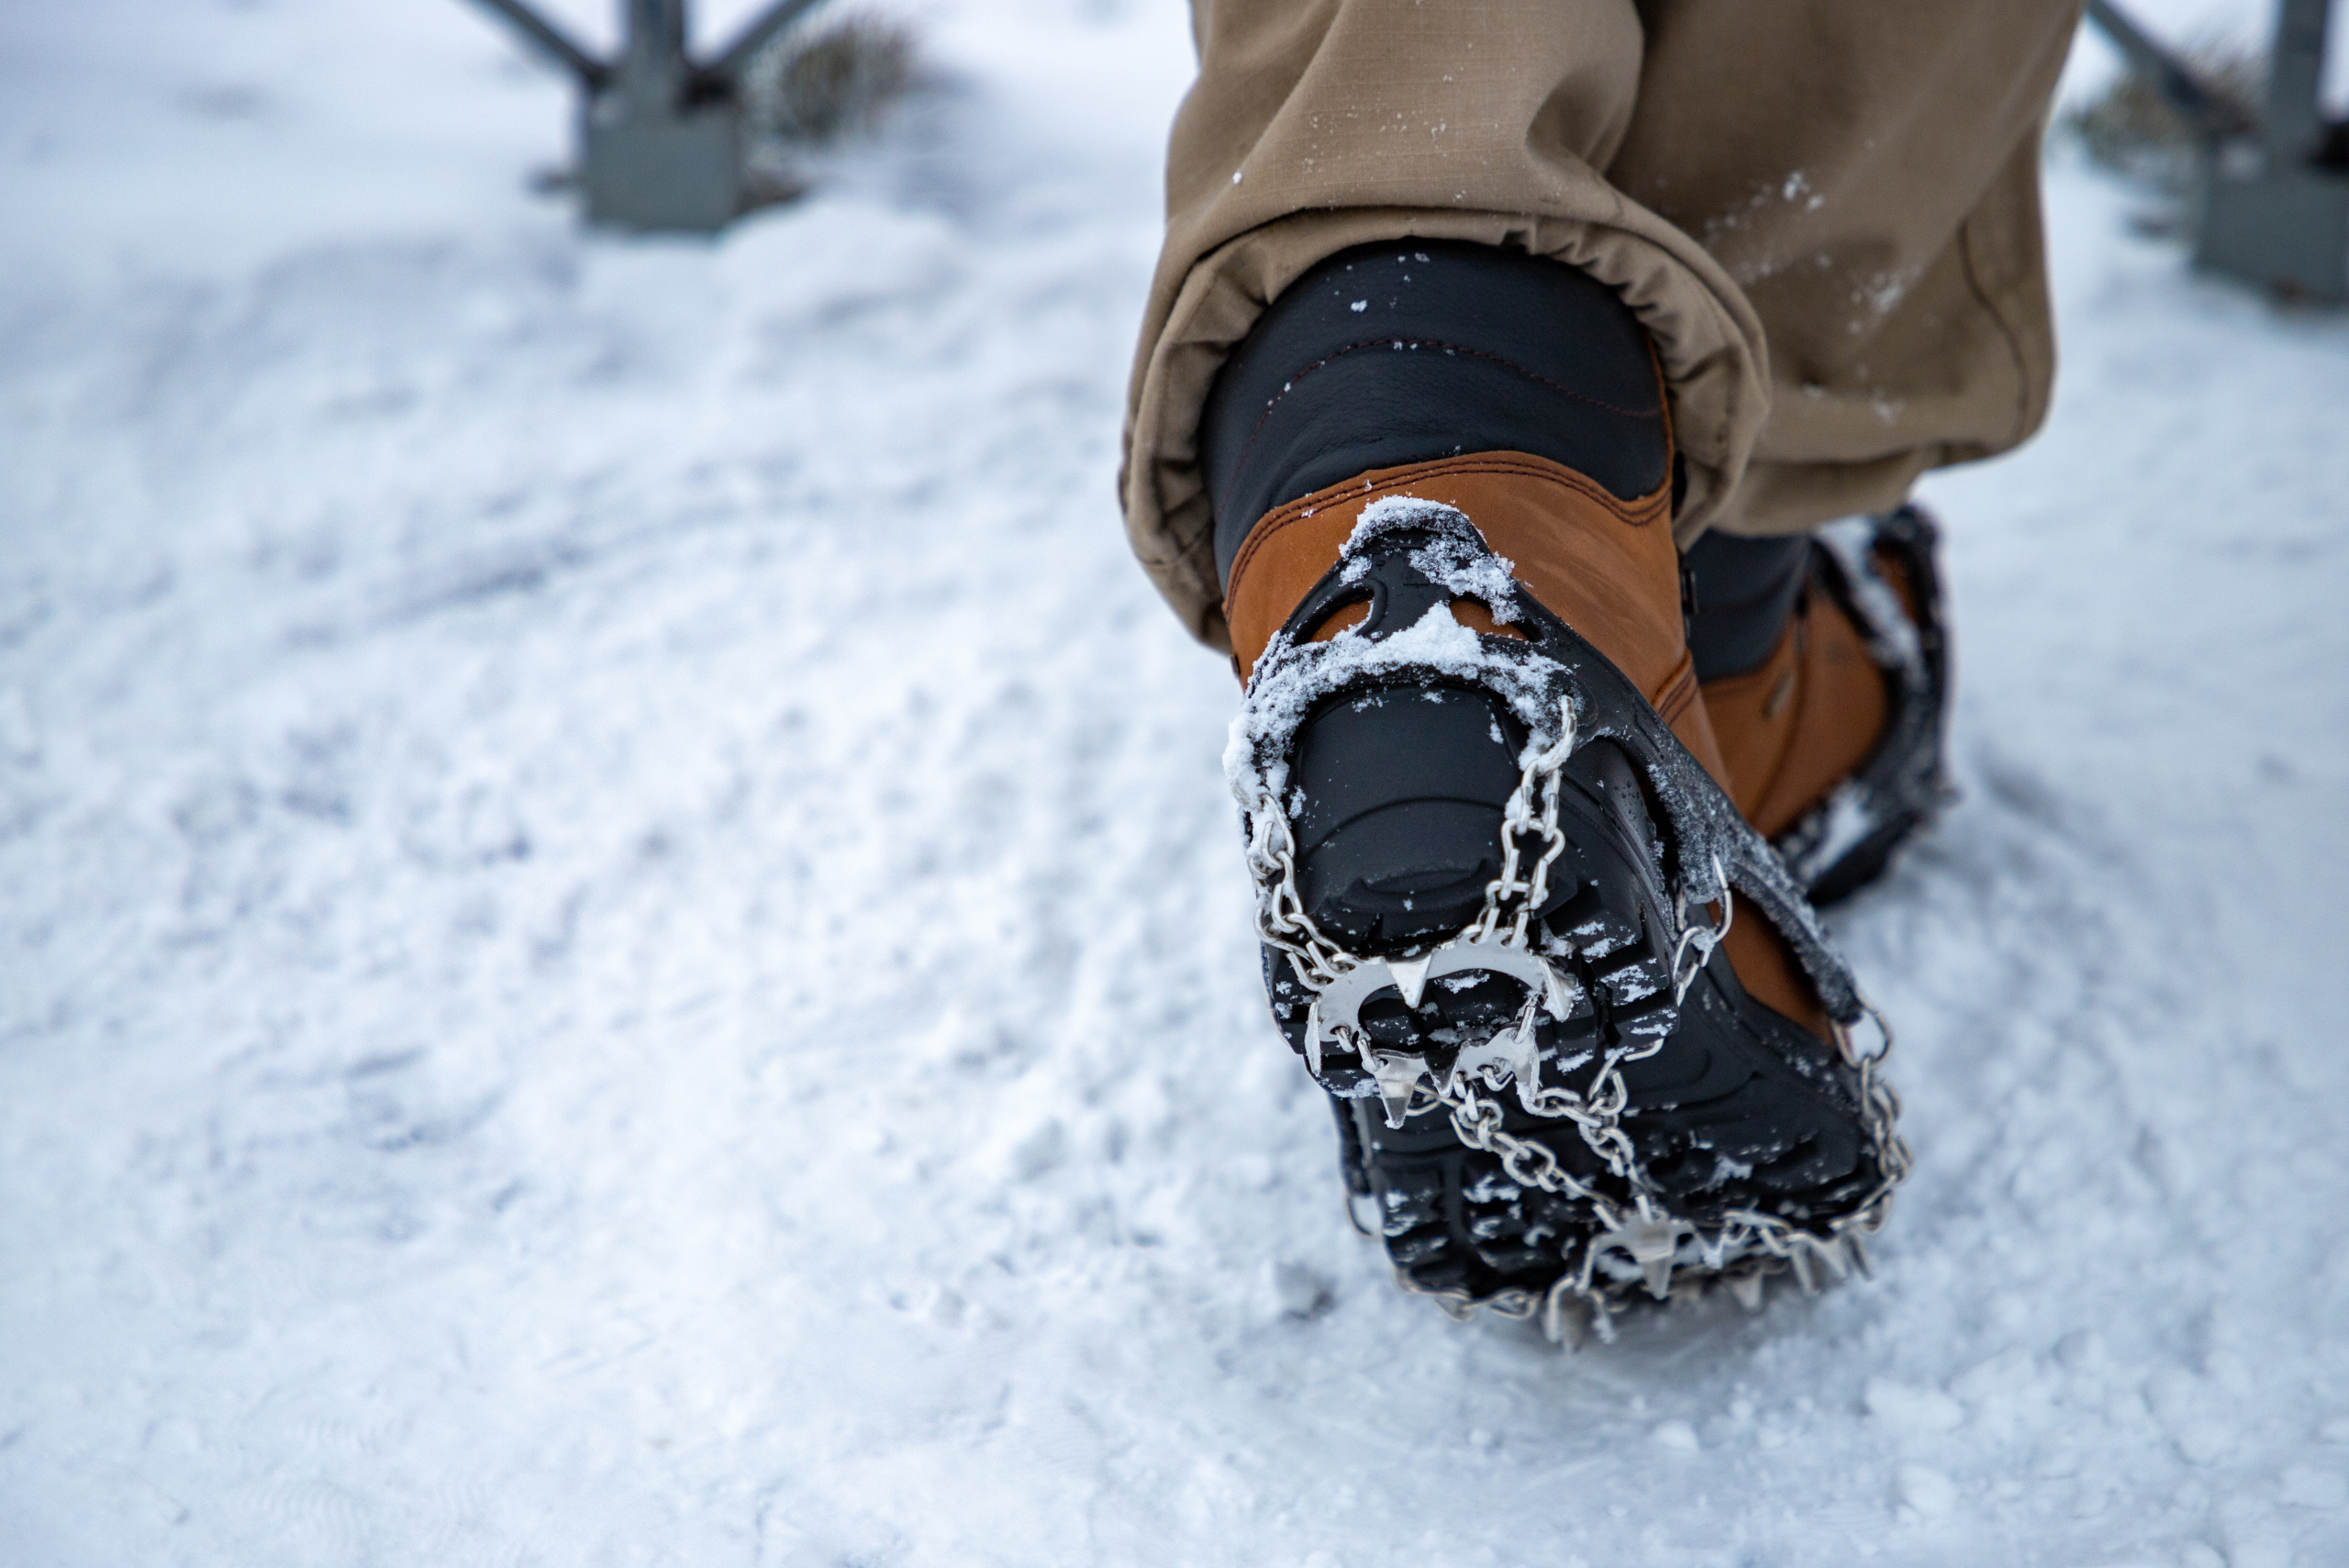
[1312,738,1880,1311]
[1333,949,1879,1310]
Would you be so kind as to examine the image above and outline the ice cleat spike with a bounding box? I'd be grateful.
[1386,953,1432,1010]
[1507,1026,1544,1098]
[1542,1281,1586,1351]
[1368,1050,1428,1129]
[1814,1234,1852,1283]
[1789,1245,1819,1296]
[1303,999,1323,1078]
[1541,963,1578,1021]
[1589,1301,1619,1345]
[1843,1231,1874,1280]
[1729,1270,1766,1314]
[1619,1218,1685,1302]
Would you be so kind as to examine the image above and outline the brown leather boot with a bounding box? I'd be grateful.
[1701,507,1952,907]
[1203,242,1906,1330]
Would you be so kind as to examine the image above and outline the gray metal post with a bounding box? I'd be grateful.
[2266,0,2333,159]
[462,0,832,233]
[581,0,742,230]
[2191,0,2349,300]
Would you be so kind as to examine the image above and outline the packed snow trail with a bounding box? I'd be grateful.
[4,3,2348,1565]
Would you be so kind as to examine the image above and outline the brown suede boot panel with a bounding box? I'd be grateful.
[1703,589,1888,840]
[1702,619,1805,817]
[1228,453,1733,788]
[1671,649,1822,1038]
[1226,451,1676,691]
[1720,907,1833,1040]
[1646,650,1731,793]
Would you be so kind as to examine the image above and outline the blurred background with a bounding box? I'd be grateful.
[3,4,2348,1566]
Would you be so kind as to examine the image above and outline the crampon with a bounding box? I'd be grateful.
[1230,498,1911,1343]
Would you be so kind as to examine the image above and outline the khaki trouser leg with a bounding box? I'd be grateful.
[1123,0,2085,651]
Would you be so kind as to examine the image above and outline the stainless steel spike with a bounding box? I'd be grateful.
[1386,953,1431,1010]
[1843,1231,1874,1280]
[1367,1050,1427,1129]
[1790,1246,1819,1296]
[1729,1271,1765,1313]
[1621,1218,1682,1301]
[1508,1024,1543,1095]
[1542,1283,1586,1351]
[1590,1302,1619,1344]
[1541,963,1577,1021]
[1304,999,1323,1076]
[1814,1234,1851,1282]
[1310,936,1551,1047]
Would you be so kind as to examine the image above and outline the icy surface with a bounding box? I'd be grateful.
[6,3,2349,1565]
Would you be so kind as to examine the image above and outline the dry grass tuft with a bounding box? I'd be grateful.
[744,12,920,149]
[2061,39,2263,190]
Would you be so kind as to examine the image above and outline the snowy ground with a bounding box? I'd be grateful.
[6,3,2349,1564]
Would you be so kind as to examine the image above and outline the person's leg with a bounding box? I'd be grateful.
[1693,507,1954,905]
[1621,1,2073,905]
[1126,0,1761,648]
[1618,4,2076,538]
[1206,240,1881,1319]
[1123,0,2083,647]
[1128,0,2081,1326]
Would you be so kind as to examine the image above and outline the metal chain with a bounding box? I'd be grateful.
[1466,700,1575,949]
[1245,783,1351,989]
[1252,694,1670,1189]
[1429,1007,1913,1319]
[1246,676,1909,1317]
[1247,693,1576,1003]
[1437,1070,1619,1213]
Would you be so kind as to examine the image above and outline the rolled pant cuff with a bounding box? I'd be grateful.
[1123,205,1769,653]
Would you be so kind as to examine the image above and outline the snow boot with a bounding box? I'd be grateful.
[1693,509,1954,907]
[1203,244,1908,1333]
